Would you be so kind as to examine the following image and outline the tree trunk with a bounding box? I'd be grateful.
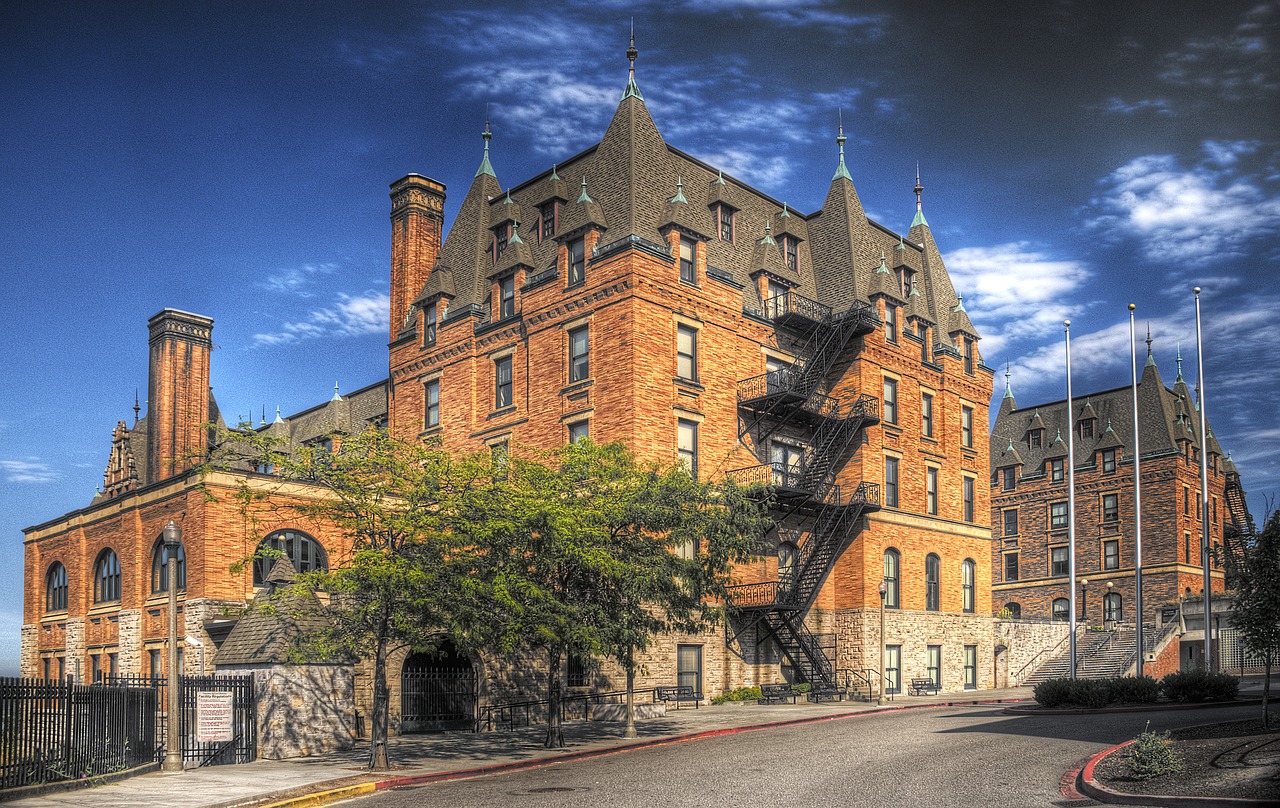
[545,645,564,748]
[368,627,391,769]
[1264,658,1272,728]
[624,661,637,740]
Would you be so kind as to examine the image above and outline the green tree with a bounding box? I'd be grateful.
[204,426,484,769]
[1222,509,1280,727]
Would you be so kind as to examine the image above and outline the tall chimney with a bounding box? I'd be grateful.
[389,174,446,340]
[146,309,213,484]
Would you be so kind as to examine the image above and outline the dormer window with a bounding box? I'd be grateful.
[492,223,510,264]
[499,275,516,319]
[963,338,974,375]
[918,323,929,363]
[1101,448,1117,473]
[1028,429,1043,449]
[781,235,798,271]
[1050,458,1064,481]
[898,268,915,298]
[1079,419,1095,439]
[423,301,437,347]
[679,237,695,283]
[1001,467,1017,491]
[539,201,558,241]
[568,237,585,286]
[884,303,898,343]
[714,203,735,242]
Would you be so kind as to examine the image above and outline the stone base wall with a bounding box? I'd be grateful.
[222,664,356,759]
[64,619,85,681]
[20,624,37,678]
[994,619,1072,686]
[117,609,141,675]
[836,608,998,693]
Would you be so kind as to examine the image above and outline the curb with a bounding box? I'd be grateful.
[1006,697,1262,716]
[254,697,1031,808]
[1078,736,1277,807]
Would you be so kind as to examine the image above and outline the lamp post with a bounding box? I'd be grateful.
[1106,581,1114,627]
[162,520,183,774]
[1080,578,1089,626]
[878,581,887,705]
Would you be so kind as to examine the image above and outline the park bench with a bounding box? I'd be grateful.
[655,685,701,709]
[757,683,797,704]
[805,683,846,703]
[909,677,941,696]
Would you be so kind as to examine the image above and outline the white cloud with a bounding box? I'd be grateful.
[1096,97,1173,116]
[1158,3,1278,100]
[0,459,60,484]
[943,242,1092,357]
[1084,144,1280,264]
[258,263,338,297]
[253,292,390,346]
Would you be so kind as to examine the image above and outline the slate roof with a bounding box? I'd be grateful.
[213,558,338,666]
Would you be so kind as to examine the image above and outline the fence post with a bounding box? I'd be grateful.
[62,675,74,777]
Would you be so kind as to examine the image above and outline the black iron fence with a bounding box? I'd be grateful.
[106,675,256,767]
[476,689,658,732]
[0,677,158,790]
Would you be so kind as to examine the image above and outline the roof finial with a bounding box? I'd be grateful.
[623,22,644,100]
[875,250,889,273]
[1003,362,1013,399]
[133,388,141,424]
[833,111,852,181]
[1145,322,1156,367]
[274,406,284,425]
[577,176,593,204]
[896,234,906,251]
[509,220,524,244]
[475,111,495,178]
[260,405,267,427]
[332,381,342,402]
[669,177,687,204]
[780,202,791,218]
[550,163,560,181]
[911,163,929,228]
[760,219,775,244]
[1176,341,1184,382]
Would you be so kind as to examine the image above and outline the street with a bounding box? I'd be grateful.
[341,703,1259,808]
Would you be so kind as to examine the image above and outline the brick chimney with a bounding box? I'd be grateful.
[145,309,214,484]
[389,174,446,340]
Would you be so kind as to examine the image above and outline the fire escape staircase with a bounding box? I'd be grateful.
[1220,470,1256,582]
[727,291,882,688]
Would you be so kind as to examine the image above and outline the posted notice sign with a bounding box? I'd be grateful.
[196,691,235,743]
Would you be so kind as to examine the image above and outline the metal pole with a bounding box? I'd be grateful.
[1129,304,1144,677]
[163,520,183,773]
[878,581,887,705]
[1194,288,1213,672]
[1065,320,1078,680]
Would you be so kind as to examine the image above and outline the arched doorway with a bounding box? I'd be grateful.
[400,639,476,732]
[994,644,1009,689]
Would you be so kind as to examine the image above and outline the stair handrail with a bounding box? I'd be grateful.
[1013,628,1074,685]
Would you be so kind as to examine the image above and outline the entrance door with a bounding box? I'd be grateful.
[400,640,476,732]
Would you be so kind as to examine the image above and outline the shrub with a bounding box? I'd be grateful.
[1108,676,1161,705]
[1033,677,1075,708]
[790,683,811,695]
[1034,677,1110,708]
[1161,669,1239,703]
[1073,679,1113,709]
[711,685,763,704]
[1127,730,1181,780]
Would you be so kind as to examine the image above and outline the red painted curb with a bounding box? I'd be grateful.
[1078,737,1276,807]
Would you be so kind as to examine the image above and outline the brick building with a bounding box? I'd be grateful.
[989,348,1242,632]
[24,46,1005,715]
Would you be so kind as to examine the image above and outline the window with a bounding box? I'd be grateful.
[963,338,974,375]
[1104,592,1122,623]
[1051,546,1068,577]
[1052,598,1070,622]
[1001,466,1017,491]
[921,392,934,438]
[568,326,590,383]
[782,235,798,271]
[151,537,186,593]
[568,237,585,286]
[1102,493,1119,523]
[94,549,121,603]
[883,378,898,424]
[1101,448,1116,473]
[925,554,940,611]
[148,648,161,678]
[1028,429,1043,449]
[962,559,975,613]
[91,655,101,683]
[492,224,509,263]
[1003,509,1018,536]
[963,476,975,523]
[884,645,901,695]
[1004,603,1022,619]
[423,302,437,346]
[883,548,900,609]
[1050,459,1064,482]
[1050,501,1068,530]
[926,467,939,515]
[1184,486,1191,515]
[1103,539,1119,570]
[676,534,697,560]
[961,405,973,448]
[677,644,703,695]
[679,238,695,283]
[253,530,328,586]
[1080,419,1095,439]
[568,420,589,444]
[765,280,789,318]
[884,456,899,508]
[926,645,942,687]
[539,201,558,241]
[963,645,977,689]
[778,541,798,585]
[1185,532,1192,564]
[491,441,509,480]
[424,379,440,429]
[898,268,914,299]
[499,275,516,319]
[716,204,735,242]
[918,323,930,363]
[884,303,898,343]
[676,325,698,381]
[677,419,698,477]
[770,442,805,486]
[495,356,513,409]
[1004,553,1019,582]
[45,562,67,612]
[566,654,587,688]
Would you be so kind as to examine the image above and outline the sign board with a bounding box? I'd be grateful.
[196,691,235,743]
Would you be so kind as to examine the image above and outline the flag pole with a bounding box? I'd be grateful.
[1129,304,1144,677]
[1194,287,1213,671]
[1065,320,1077,680]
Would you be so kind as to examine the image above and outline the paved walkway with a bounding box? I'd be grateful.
[3,687,1038,808]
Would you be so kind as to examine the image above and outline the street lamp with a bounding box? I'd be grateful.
[878,581,887,705]
[1106,581,1114,627]
[1080,578,1089,624]
[162,520,183,774]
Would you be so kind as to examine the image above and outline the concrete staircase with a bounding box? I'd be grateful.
[1024,625,1138,684]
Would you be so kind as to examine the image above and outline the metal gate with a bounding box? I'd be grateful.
[400,642,476,732]
[108,675,256,766]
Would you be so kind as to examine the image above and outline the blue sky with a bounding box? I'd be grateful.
[2,1,1277,675]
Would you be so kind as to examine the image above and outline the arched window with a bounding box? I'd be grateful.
[778,541,798,585]
[925,554,940,611]
[1104,592,1123,623]
[882,548,900,609]
[1052,598,1069,622]
[962,558,975,614]
[1003,602,1021,620]
[151,537,186,593]
[253,530,328,585]
[94,549,121,603]
[45,562,67,612]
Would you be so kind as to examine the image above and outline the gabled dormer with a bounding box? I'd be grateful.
[1025,409,1046,449]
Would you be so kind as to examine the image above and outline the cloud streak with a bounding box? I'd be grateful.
[0,459,59,484]
[253,292,390,346]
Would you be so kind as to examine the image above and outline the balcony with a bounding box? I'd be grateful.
[763,291,831,333]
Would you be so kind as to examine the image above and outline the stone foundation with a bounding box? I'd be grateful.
[221,664,356,759]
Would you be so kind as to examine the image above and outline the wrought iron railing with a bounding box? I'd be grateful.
[475,688,657,732]
[764,291,831,323]
[726,581,780,608]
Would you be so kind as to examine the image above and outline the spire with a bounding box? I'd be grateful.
[475,114,495,178]
[832,113,852,181]
[780,202,791,218]
[1003,363,1014,399]
[669,177,688,204]
[622,23,643,100]
[273,406,284,425]
[953,292,966,312]
[133,388,141,424]
[911,163,929,228]
[509,220,524,244]
[577,176,593,203]
[550,163,560,181]
[760,219,775,245]
[332,382,342,402]
[1176,341,1184,382]
[260,405,267,428]
[875,250,890,273]
[895,234,906,252]
[714,169,726,186]
[1145,323,1155,367]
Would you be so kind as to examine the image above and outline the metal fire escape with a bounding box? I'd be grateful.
[727,290,882,688]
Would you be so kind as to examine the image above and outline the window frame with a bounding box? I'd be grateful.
[1051,546,1069,577]
[885,645,902,695]
[1001,466,1017,491]
[568,326,590,383]
[1102,492,1119,523]
[1004,552,1019,582]
[568,420,589,444]
[884,303,898,344]
[926,466,939,515]
[1050,458,1064,482]
[962,558,975,613]
[424,378,441,429]
[883,377,898,425]
[1050,500,1068,530]
[676,644,703,695]
[925,553,940,611]
[253,530,329,586]
[963,644,977,689]
[884,455,900,508]
[1103,539,1120,570]
[676,324,698,382]
[679,237,695,283]
[883,548,900,609]
[921,392,934,438]
[494,355,513,410]
[1104,592,1122,623]
[926,644,942,688]
[716,204,735,243]
[1052,598,1070,622]
[567,237,585,286]
[539,201,558,241]
[498,275,516,320]
[150,537,186,594]
[961,405,973,448]
[94,549,121,604]
[45,562,68,612]
[963,475,975,523]
[1101,448,1116,473]
[423,301,437,346]
[782,235,797,271]
[677,419,698,478]
[1002,508,1018,537]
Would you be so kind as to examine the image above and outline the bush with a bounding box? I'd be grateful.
[1108,676,1161,705]
[1033,677,1075,708]
[790,683,811,695]
[711,685,763,704]
[1034,677,1109,708]
[1161,669,1239,703]
[1127,730,1181,780]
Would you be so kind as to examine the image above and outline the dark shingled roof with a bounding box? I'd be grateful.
[214,558,337,666]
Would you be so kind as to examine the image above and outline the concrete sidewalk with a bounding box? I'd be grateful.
[3,686,1038,808]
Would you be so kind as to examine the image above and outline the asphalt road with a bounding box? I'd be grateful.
[342,703,1260,808]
